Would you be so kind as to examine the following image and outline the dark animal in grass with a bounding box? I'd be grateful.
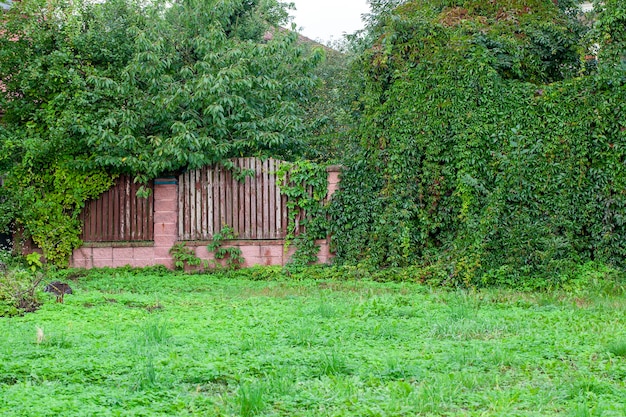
[44,281,73,303]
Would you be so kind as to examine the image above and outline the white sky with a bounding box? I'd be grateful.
[290,0,370,44]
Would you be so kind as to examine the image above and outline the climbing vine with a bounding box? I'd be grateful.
[4,165,114,267]
[328,0,626,286]
[277,160,329,266]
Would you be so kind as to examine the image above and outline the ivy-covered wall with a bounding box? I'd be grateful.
[328,0,626,286]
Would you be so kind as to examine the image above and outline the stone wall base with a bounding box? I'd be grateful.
[70,239,332,269]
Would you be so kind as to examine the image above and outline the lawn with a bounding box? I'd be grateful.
[1,268,625,416]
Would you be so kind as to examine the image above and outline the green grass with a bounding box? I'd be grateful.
[1,268,625,416]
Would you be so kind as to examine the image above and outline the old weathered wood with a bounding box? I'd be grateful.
[177,157,291,241]
[80,176,154,242]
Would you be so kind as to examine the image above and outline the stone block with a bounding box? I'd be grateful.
[154,246,173,260]
[71,255,90,269]
[238,245,261,259]
[154,184,178,200]
[261,245,284,259]
[93,258,113,268]
[133,246,156,259]
[132,258,157,268]
[111,247,134,261]
[154,211,176,224]
[91,247,113,261]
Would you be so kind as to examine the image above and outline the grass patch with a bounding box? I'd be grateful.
[607,340,626,358]
[0,267,625,416]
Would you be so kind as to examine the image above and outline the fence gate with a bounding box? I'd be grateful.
[178,157,287,240]
[80,176,154,242]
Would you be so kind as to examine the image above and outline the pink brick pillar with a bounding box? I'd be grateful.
[153,178,178,269]
[326,165,342,200]
[322,165,342,263]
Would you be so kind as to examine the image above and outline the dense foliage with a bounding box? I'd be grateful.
[329,0,626,286]
[0,0,321,265]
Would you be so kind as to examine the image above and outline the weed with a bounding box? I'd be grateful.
[207,225,244,270]
[288,320,318,347]
[0,270,44,316]
[169,243,204,271]
[317,300,337,318]
[318,351,350,376]
[140,319,169,346]
[607,340,626,357]
[134,354,158,390]
[237,382,265,417]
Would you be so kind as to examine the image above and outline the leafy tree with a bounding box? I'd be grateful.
[0,0,321,265]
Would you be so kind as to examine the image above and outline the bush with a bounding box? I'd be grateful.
[0,268,44,317]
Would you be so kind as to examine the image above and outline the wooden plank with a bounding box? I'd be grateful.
[218,165,224,232]
[201,167,208,239]
[237,158,246,238]
[131,178,136,240]
[250,159,259,239]
[224,166,232,231]
[243,158,251,239]
[193,169,200,240]
[232,159,240,237]
[107,184,114,241]
[126,177,132,240]
[254,158,261,239]
[92,197,98,240]
[207,166,214,239]
[135,181,141,240]
[268,158,276,238]
[214,165,220,238]
[185,171,192,240]
[262,159,270,239]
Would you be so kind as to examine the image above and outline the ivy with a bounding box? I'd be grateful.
[207,225,244,270]
[277,160,329,266]
[329,0,626,286]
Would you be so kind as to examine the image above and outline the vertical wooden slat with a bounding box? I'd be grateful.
[281,187,288,239]
[268,158,276,239]
[213,166,220,238]
[244,158,254,239]
[218,166,225,232]
[250,157,257,239]
[256,158,263,239]
[224,167,232,231]
[193,169,200,240]
[200,167,208,239]
[238,160,245,236]
[133,184,145,240]
[207,166,214,239]
[274,161,284,239]
[231,162,239,236]
[262,159,270,239]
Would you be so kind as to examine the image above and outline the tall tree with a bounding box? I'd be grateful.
[0,0,321,264]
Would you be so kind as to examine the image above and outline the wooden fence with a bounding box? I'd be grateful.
[178,158,287,240]
[80,176,154,242]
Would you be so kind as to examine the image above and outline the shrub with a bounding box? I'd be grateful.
[0,269,44,317]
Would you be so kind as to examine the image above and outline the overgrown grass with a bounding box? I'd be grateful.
[0,267,625,416]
